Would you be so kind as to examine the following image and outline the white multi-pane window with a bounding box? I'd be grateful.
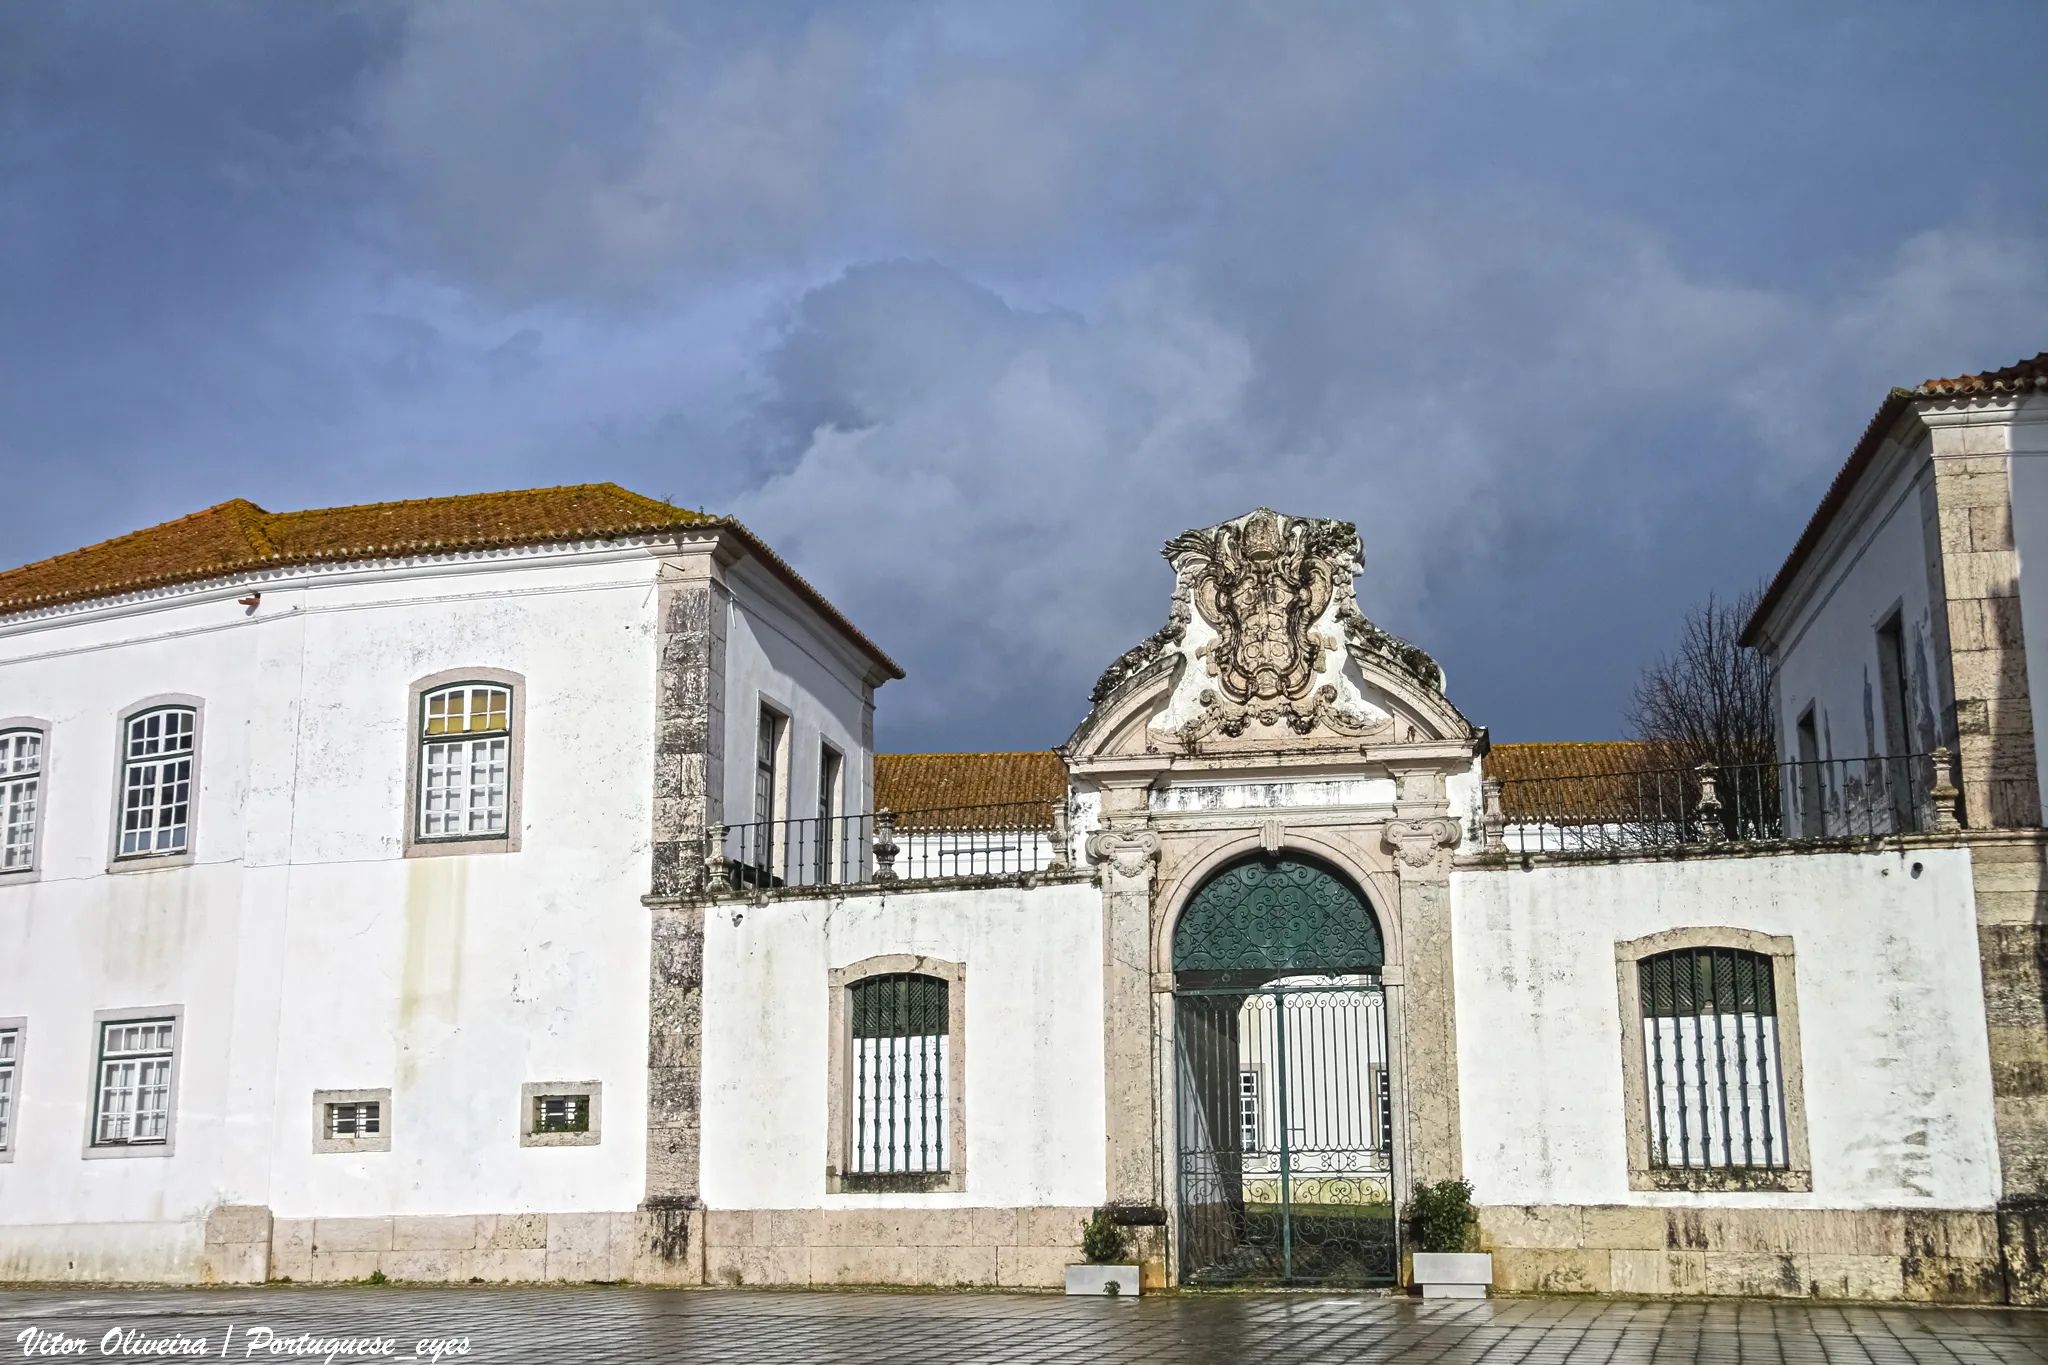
[0,1027,19,1154]
[94,1019,175,1146]
[1,730,41,871]
[120,708,194,857]
[418,684,511,840]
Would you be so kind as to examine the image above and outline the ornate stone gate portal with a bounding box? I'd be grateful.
[1172,854,1397,1287]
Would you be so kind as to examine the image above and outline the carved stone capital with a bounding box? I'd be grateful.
[1086,828,1162,893]
[1382,816,1461,872]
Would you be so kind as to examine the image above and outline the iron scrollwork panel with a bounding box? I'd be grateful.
[1172,855,1385,978]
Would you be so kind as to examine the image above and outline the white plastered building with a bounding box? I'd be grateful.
[0,431,2041,1302]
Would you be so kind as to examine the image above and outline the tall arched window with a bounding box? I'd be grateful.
[119,706,196,858]
[0,727,44,873]
[849,973,949,1177]
[417,682,512,841]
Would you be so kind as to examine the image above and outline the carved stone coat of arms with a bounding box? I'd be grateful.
[1164,507,1374,742]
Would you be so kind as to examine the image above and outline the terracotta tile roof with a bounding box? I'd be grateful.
[0,483,901,678]
[875,752,1067,830]
[1742,353,2048,647]
[1485,741,1649,822]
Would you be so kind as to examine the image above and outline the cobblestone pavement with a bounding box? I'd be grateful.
[4,1286,2048,1364]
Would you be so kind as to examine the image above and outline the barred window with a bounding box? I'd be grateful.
[1,730,41,871]
[1640,947,1789,1170]
[850,974,949,1175]
[325,1100,381,1139]
[418,684,511,840]
[534,1093,590,1134]
[0,1026,18,1153]
[119,708,194,858]
[94,1018,175,1146]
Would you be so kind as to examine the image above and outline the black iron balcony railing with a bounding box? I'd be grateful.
[706,799,1071,893]
[1480,748,1962,857]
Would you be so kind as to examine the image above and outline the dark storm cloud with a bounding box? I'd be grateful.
[4,1,2047,750]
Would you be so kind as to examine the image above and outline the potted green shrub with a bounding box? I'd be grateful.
[1406,1179,1490,1298]
[1064,1210,1140,1297]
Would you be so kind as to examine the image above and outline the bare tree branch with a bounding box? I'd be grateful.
[1626,588,1778,772]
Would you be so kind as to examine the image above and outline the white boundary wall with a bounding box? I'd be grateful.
[1451,848,2000,1210]
[698,881,1107,1211]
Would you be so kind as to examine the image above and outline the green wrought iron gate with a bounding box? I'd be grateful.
[1172,854,1396,1287]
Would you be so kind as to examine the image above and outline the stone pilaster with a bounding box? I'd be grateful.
[650,551,728,897]
[1384,767,1465,1189]
[1958,830,2048,1303]
[1085,782,1163,1220]
[644,542,728,1218]
[1924,411,2041,827]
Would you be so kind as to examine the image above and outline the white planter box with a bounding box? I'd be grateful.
[1065,1264,1141,1298]
[1411,1252,1492,1298]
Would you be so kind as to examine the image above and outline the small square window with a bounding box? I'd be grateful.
[312,1088,391,1154]
[535,1094,589,1134]
[521,1081,601,1147]
[326,1101,381,1139]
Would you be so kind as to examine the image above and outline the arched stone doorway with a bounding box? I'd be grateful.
[1172,853,1396,1286]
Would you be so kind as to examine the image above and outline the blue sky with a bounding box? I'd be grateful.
[4,1,2046,751]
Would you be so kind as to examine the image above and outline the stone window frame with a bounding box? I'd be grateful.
[826,953,967,1195]
[0,718,50,882]
[403,667,526,858]
[312,1087,392,1154]
[1615,926,1812,1192]
[82,1004,185,1160]
[520,1080,602,1147]
[0,1015,24,1163]
[106,696,205,873]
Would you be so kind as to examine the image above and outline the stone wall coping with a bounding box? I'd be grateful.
[646,869,1095,910]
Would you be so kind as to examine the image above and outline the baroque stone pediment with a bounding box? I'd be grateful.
[1065,507,1473,762]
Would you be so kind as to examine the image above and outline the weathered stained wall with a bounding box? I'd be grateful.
[1766,427,1949,778]
[1999,420,2048,811]
[0,533,885,1284]
[1451,849,1999,1213]
[1452,848,2005,1300]
[720,555,878,836]
[0,549,667,1280]
[696,880,1107,1214]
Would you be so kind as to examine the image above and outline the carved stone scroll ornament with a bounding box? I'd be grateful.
[1179,683,1383,747]
[1086,828,1161,892]
[1382,816,1462,870]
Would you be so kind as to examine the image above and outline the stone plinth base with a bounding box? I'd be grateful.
[271,1208,704,1285]
[1478,1204,2003,1302]
[705,1207,1091,1288]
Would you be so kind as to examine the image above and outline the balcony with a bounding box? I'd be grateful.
[704,799,1073,896]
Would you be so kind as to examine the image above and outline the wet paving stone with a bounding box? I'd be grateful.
[3,1286,2047,1364]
